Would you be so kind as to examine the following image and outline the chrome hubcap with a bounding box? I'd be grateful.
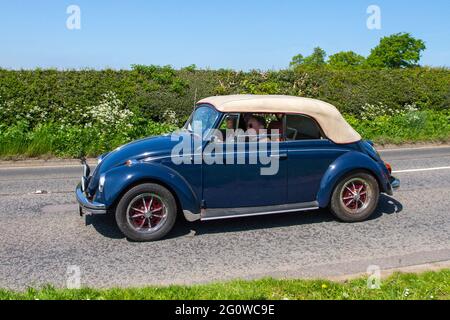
[126,193,168,233]
[340,178,372,214]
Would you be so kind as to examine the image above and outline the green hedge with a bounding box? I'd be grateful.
[215,68,450,114]
[0,67,449,129]
[0,67,219,128]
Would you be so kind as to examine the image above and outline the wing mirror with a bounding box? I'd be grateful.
[209,135,219,143]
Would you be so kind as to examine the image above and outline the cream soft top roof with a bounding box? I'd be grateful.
[197,95,361,144]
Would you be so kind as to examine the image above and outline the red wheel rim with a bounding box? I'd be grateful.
[340,178,371,214]
[126,193,168,233]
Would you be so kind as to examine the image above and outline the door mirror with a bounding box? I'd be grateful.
[209,135,218,143]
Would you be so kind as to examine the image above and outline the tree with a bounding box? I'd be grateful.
[289,47,327,69]
[303,47,327,67]
[328,51,366,69]
[289,54,304,68]
[366,33,426,68]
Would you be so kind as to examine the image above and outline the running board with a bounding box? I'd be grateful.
[201,201,319,221]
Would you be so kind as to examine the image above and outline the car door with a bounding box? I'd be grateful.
[285,114,348,204]
[202,114,287,209]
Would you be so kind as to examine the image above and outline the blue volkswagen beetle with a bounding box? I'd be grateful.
[76,95,400,241]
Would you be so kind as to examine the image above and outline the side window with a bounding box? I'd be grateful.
[236,113,283,142]
[286,114,324,141]
[216,113,240,142]
[219,114,239,130]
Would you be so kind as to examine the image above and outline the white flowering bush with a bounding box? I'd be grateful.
[89,91,134,130]
[24,105,49,123]
[358,102,419,120]
[0,96,26,123]
[162,108,178,126]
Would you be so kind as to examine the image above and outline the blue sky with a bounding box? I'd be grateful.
[0,0,449,70]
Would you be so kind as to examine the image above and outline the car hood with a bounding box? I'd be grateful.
[88,131,190,194]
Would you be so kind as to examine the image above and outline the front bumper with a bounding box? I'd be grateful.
[76,183,107,215]
[386,176,400,195]
[76,159,107,216]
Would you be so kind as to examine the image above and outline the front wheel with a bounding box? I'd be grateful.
[115,183,177,241]
[330,172,379,222]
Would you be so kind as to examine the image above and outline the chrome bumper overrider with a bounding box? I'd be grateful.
[387,176,400,195]
[390,176,400,190]
[76,183,107,215]
[77,159,106,215]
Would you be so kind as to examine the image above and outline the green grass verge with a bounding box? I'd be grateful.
[346,110,450,145]
[1,270,448,300]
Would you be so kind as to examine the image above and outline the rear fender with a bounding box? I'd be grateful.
[316,151,388,208]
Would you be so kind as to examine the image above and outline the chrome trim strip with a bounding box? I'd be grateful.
[287,148,349,153]
[200,206,319,221]
[143,149,348,163]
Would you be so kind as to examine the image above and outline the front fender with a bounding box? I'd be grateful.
[99,162,200,215]
[316,151,389,208]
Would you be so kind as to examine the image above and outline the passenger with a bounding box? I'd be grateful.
[247,116,269,142]
[242,113,253,126]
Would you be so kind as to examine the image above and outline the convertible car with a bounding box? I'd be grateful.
[76,95,400,241]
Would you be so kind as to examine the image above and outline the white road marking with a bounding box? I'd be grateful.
[379,145,450,152]
[393,166,450,173]
[0,164,89,170]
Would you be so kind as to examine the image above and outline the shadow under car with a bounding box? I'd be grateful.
[85,194,403,241]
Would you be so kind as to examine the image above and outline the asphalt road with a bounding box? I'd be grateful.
[0,146,449,290]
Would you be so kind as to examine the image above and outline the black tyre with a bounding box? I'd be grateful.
[115,183,177,241]
[330,172,379,222]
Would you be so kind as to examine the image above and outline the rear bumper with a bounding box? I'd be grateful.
[390,176,400,190]
[386,176,400,195]
[76,183,107,215]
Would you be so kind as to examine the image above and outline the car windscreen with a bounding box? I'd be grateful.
[184,105,220,136]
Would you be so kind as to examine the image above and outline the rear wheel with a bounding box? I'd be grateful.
[115,183,177,241]
[330,172,379,222]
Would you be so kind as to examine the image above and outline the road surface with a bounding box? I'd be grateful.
[0,146,449,290]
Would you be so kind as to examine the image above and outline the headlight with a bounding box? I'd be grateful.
[99,174,106,193]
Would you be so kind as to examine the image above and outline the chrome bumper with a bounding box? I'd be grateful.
[76,183,107,215]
